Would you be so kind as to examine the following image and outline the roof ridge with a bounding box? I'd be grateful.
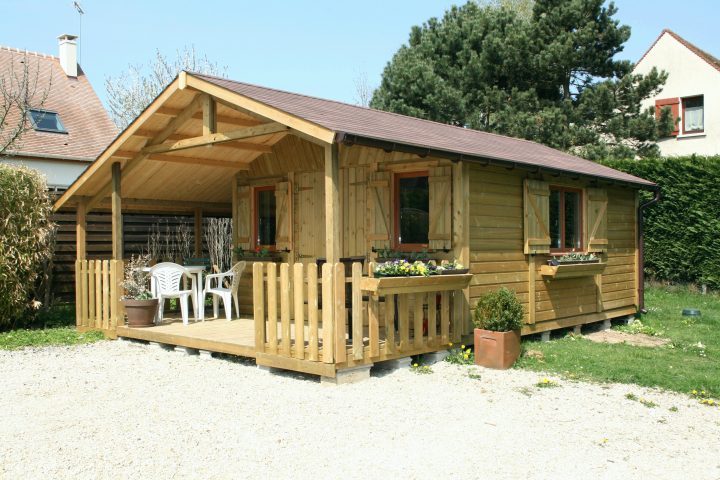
[0,45,57,59]
[189,71,558,151]
[637,29,720,74]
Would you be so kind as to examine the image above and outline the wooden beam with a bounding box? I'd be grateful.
[452,161,471,336]
[324,143,340,263]
[88,196,231,212]
[202,94,217,136]
[156,107,260,127]
[186,74,336,144]
[111,162,123,260]
[142,123,288,155]
[194,208,203,256]
[111,150,136,159]
[54,76,181,212]
[76,199,87,260]
[146,153,251,169]
[88,94,205,211]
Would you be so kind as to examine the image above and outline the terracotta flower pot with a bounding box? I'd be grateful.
[122,298,159,327]
[474,328,521,369]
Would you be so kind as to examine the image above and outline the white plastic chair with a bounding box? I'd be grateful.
[203,261,246,321]
[149,262,196,325]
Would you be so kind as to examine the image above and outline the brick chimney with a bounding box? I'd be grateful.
[58,34,78,77]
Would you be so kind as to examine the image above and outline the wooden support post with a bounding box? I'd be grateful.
[528,255,536,324]
[111,162,123,260]
[202,94,217,136]
[194,208,203,256]
[76,199,87,260]
[452,161,470,335]
[324,143,340,263]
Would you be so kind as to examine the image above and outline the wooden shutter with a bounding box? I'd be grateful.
[428,167,452,250]
[275,181,292,250]
[366,171,391,250]
[586,187,608,253]
[236,185,251,250]
[523,179,550,254]
[655,98,679,136]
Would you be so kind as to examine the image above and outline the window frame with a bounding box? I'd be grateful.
[549,185,584,254]
[393,170,430,252]
[28,109,67,134]
[681,95,704,135]
[253,185,276,250]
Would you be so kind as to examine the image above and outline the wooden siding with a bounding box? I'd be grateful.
[468,165,638,335]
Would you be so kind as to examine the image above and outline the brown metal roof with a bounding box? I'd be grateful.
[0,46,117,161]
[194,73,655,188]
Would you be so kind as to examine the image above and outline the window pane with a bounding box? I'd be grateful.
[398,175,429,245]
[684,97,704,132]
[550,189,561,249]
[257,189,276,246]
[29,110,65,132]
[564,191,581,249]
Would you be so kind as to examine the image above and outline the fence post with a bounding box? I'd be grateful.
[253,262,265,353]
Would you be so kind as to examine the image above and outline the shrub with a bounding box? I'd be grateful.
[600,156,720,289]
[473,287,524,332]
[0,164,55,328]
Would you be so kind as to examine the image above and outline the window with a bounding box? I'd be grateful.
[549,186,582,251]
[28,109,66,133]
[682,95,704,134]
[254,186,276,248]
[394,172,429,249]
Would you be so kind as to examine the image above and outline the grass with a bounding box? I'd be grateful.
[0,305,105,351]
[516,285,720,397]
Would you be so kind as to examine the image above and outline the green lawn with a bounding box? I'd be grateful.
[516,285,720,397]
[0,305,105,351]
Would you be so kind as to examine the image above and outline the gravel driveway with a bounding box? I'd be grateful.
[1,340,718,479]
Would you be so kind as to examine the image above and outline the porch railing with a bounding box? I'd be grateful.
[252,262,465,374]
[74,259,124,334]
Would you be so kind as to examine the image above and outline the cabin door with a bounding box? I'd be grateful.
[293,171,326,265]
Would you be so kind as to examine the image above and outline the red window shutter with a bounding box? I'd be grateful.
[655,97,680,136]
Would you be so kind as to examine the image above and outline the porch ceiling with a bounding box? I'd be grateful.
[55,81,295,214]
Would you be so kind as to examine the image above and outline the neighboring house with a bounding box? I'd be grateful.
[55,71,654,380]
[0,34,117,190]
[634,29,720,157]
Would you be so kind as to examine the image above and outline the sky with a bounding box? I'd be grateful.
[2,0,719,110]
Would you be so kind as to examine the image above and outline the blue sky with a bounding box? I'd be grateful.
[3,0,719,108]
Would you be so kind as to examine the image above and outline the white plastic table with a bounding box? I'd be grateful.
[144,265,206,320]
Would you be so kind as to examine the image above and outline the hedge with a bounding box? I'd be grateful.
[600,156,720,289]
[0,164,55,328]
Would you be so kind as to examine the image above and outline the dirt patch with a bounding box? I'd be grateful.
[584,329,670,347]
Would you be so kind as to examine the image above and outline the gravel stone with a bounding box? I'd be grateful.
[1,341,718,479]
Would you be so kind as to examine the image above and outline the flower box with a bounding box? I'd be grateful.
[540,262,606,279]
[360,274,473,296]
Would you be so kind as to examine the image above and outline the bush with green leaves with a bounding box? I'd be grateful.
[600,156,720,289]
[473,287,524,332]
[0,164,54,328]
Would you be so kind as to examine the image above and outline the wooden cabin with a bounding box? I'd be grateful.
[54,71,656,379]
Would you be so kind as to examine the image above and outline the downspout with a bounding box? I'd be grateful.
[637,187,661,313]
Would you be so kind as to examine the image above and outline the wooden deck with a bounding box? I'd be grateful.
[116,317,258,358]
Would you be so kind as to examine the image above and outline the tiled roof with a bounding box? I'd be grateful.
[0,46,117,161]
[194,73,655,188]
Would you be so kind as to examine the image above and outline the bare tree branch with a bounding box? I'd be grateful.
[105,46,228,130]
[0,54,52,155]
[353,71,374,107]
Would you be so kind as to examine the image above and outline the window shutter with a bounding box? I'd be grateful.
[655,98,679,136]
[586,187,608,253]
[236,185,251,250]
[275,181,292,250]
[366,171,391,250]
[428,167,452,250]
[523,179,550,254]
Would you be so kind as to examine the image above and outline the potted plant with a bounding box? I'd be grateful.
[473,287,524,369]
[233,246,281,262]
[547,252,599,266]
[120,255,158,327]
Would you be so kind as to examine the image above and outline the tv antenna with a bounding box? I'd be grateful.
[72,1,84,65]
